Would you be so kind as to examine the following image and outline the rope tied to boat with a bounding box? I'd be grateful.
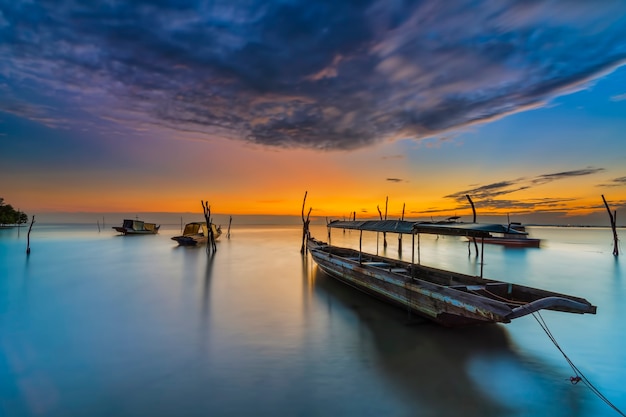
[533,312,625,416]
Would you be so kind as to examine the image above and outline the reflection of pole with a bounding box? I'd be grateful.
[480,237,484,278]
[26,215,35,255]
[602,195,619,256]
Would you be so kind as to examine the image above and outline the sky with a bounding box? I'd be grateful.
[1,0,626,225]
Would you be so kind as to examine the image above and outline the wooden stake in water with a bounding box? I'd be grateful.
[26,215,35,255]
[300,191,311,255]
[602,195,619,256]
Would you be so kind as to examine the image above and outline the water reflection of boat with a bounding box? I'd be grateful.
[112,219,160,235]
[171,222,222,246]
[310,268,582,417]
[307,220,596,327]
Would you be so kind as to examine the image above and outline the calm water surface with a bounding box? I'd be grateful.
[1,223,624,417]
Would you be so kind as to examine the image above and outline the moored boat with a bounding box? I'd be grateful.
[471,222,541,248]
[171,222,222,246]
[307,220,595,327]
[113,219,160,235]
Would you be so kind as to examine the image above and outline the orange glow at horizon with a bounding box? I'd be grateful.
[3,127,624,224]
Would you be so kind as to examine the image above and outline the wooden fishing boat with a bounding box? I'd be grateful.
[112,219,160,235]
[307,220,596,327]
[171,222,222,246]
[469,222,541,248]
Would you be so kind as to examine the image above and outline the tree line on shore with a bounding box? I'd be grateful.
[0,197,28,226]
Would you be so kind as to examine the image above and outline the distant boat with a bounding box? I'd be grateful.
[307,219,595,327]
[171,222,222,246]
[470,222,541,248]
[113,219,160,235]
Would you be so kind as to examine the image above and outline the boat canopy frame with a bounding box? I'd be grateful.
[324,220,526,278]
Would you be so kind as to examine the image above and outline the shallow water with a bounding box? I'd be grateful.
[1,223,624,417]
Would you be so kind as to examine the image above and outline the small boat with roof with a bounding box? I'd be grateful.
[171,221,222,246]
[113,219,160,235]
[306,219,595,327]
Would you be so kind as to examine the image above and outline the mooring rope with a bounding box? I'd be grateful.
[532,312,625,416]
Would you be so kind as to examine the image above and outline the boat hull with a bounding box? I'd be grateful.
[310,247,507,326]
[171,235,208,246]
[112,219,160,235]
[307,238,595,327]
[473,237,541,248]
[113,226,160,235]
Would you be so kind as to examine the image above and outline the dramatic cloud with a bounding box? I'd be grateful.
[444,168,605,212]
[1,1,626,150]
[531,168,606,185]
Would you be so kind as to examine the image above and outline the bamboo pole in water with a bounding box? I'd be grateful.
[202,200,216,253]
[300,191,311,255]
[465,194,479,255]
[26,215,35,255]
[602,195,619,256]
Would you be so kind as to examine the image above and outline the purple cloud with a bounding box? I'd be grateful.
[1,1,626,150]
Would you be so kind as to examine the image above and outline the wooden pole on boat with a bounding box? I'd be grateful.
[602,195,619,256]
[384,196,388,248]
[374,205,381,256]
[411,232,415,278]
[398,203,405,255]
[26,215,35,255]
[359,230,363,264]
[417,233,421,265]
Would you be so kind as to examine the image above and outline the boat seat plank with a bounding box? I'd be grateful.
[362,262,391,268]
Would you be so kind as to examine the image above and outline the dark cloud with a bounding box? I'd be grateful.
[386,178,403,183]
[444,167,604,212]
[598,176,626,187]
[532,168,605,185]
[2,1,626,149]
[445,180,528,201]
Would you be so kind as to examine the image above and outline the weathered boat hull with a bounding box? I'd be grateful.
[307,237,595,327]
[471,236,541,248]
[113,226,160,235]
[171,235,208,246]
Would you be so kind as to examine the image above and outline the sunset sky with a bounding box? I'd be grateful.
[1,1,626,225]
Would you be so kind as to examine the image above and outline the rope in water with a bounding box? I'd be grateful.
[532,312,625,416]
